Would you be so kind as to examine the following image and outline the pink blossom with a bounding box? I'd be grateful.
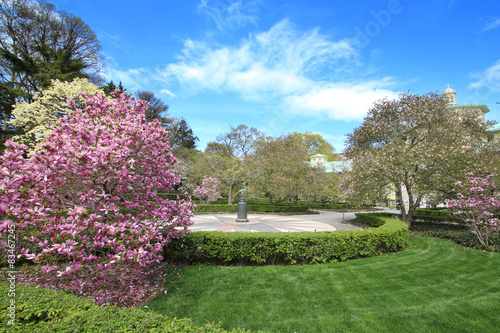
[0,92,194,305]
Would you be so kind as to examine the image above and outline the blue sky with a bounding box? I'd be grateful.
[55,0,500,152]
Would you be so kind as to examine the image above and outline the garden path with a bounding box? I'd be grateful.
[188,210,396,233]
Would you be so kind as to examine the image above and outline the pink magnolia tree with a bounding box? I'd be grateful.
[0,92,194,306]
[193,176,221,203]
[447,173,500,249]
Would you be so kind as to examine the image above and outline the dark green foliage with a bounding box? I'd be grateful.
[411,222,500,251]
[0,281,95,327]
[158,192,189,201]
[355,212,399,227]
[413,208,463,223]
[194,204,312,213]
[101,80,126,95]
[378,208,499,251]
[0,282,255,332]
[247,205,309,213]
[163,217,409,265]
[170,118,199,150]
[193,201,364,214]
[412,214,464,224]
[194,204,238,213]
[192,198,228,205]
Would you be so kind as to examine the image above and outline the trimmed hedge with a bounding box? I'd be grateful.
[157,192,189,201]
[413,208,463,224]
[193,202,367,214]
[194,204,311,214]
[163,215,409,265]
[355,212,399,227]
[195,204,238,213]
[414,208,448,215]
[0,282,255,332]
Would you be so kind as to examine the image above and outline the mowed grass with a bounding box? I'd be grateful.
[145,236,500,333]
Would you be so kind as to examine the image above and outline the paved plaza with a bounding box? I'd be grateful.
[189,210,373,233]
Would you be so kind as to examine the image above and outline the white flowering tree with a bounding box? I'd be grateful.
[10,78,104,151]
[342,92,498,226]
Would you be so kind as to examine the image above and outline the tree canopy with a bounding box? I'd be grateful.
[292,131,335,159]
[213,124,265,159]
[135,90,172,128]
[247,134,313,205]
[10,78,103,150]
[0,0,105,144]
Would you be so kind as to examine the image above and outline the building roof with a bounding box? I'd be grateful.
[487,123,500,133]
[444,83,456,94]
[309,154,329,158]
[446,104,490,114]
[308,160,352,173]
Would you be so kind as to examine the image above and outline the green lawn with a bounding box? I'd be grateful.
[145,236,500,333]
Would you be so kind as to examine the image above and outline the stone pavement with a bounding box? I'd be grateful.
[188,210,379,233]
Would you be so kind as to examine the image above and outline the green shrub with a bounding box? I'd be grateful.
[157,192,188,201]
[295,202,357,210]
[192,198,228,205]
[163,216,409,265]
[414,207,447,214]
[193,200,367,213]
[194,204,238,213]
[355,212,398,227]
[410,222,500,251]
[247,205,309,213]
[412,214,464,224]
[194,204,311,214]
[0,282,255,332]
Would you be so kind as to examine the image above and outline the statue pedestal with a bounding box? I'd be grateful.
[236,201,249,222]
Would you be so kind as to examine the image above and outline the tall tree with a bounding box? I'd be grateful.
[0,0,104,142]
[201,125,265,203]
[135,90,172,128]
[215,124,265,159]
[292,132,335,158]
[342,92,498,226]
[204,141,233,158]
[199,150,248,204]
[101,80,126,96]
[168,117,199,150]
[247,134,312,205]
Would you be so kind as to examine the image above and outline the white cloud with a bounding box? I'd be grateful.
[284,81,399,121]
[480,17,500,33]
[106,67,152,92]
[468,59,500,92]
[159,89,176,98]
[107,18,400,122]
[165,19,357,100]
[198,0,262,31]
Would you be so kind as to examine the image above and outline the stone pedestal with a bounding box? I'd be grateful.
[236,201,249,222]
[235,189,249,222]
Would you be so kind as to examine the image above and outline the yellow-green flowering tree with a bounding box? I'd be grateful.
[247,134,313,205]
[10,78,103,151]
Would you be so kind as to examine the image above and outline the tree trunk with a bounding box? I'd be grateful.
[227,183,234,204]
[268,194,274,206]
[398,182,422,228]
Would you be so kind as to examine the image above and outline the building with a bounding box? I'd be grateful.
[444,84,499,144]
[308,85,497,208]
[443,84,491,123]
[308,154,352,173]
